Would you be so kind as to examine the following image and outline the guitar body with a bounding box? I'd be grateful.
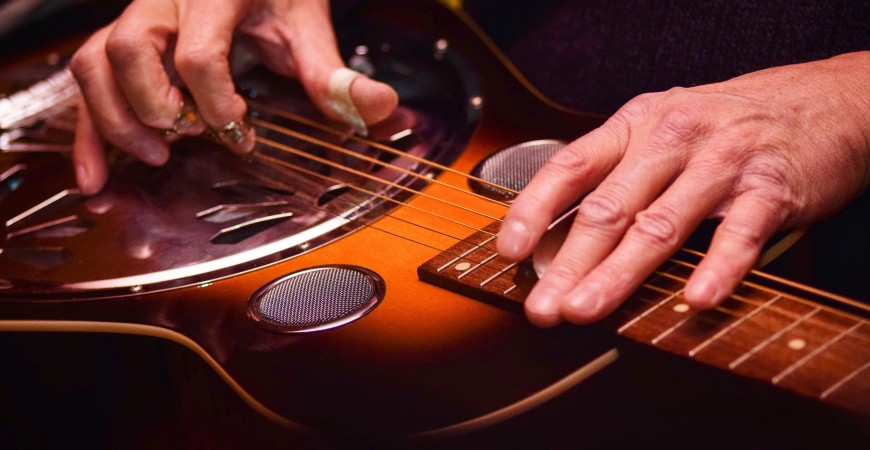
[0,1,866,448]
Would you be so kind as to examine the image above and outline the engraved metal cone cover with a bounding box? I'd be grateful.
[0,26,479,298]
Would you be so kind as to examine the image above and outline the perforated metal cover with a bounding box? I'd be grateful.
[469,139,566,200]
[248,266,385,333]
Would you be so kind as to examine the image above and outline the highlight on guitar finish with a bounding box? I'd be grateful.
[0,0,867,447]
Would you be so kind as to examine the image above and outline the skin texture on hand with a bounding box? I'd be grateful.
[497,51,870,327]
[69,0,398,195]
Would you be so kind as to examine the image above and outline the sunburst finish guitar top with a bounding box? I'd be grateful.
[0,0,866,444]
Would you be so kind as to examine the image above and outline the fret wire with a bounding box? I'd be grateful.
[772,322,863,385]
[688,295,781,358]
[647,270,778,326]
[669,258,870,326]
[650,314,695,345]
[642,283,679,297]
[681,247,870,314]
[504,285,517,295]
[622,282,833,360]
[820,360,870,400]
[658,266,870,346]
[458,252,499,280]
[617,289,683,334]
[649,271,747,320]
[480,261,518,288]
[728,308,820,370]
[437,236,497,272]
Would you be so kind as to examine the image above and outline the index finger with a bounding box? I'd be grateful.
[174,0,253,152]
[105,0,185,132]
[496,114,630,260]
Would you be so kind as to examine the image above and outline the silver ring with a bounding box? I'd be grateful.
[216,116,251,146]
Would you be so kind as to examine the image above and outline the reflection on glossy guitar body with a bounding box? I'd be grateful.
[0,0,867,448]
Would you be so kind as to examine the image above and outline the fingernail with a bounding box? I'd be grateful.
[130,141,168,166]
[685,270,722,308]
[498,220,531,257]
[526,288,560,316]
[75,162,93,195]
[566,289,601,318]
[350,76,399,125]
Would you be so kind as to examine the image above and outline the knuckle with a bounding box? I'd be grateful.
[576,192,630,231]
[544,262,587,288]
[546,146,593,177]
[740,159,797,213]
[104,32,141,67]
[631,209,681,249]
[650,102,710,148]
[593,264,627,290]
[717,220,767,249]
[69,46,102,80]
[619,91,659,121]
[174,45,224,76]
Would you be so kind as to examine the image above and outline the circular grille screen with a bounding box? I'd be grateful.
[256,267,376,327]
[471,140,566,199]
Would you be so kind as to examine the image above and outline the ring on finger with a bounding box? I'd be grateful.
[162,96,201,136]
[214,115,251,146]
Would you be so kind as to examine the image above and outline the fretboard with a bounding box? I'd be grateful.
[418,222,870,417]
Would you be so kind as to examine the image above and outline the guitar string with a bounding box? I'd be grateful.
[601,262,869,349]
[599,268,870,368]
[245,104,842,330]
[252,150,499,241]
[663,259,870,344]
[245,109,869,326]
[252,116,513,209]
[253,134,503,224]
[658,271,870,344]
[248,99,521,198]
[464,235,867,350]
[252,133,869,360]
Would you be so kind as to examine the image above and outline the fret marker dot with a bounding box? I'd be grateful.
[787,338,806,351]
[672,303,690,313]
[455,262,472,271]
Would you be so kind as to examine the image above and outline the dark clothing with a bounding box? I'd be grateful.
[466,0,870,300]
[466,0,869,114]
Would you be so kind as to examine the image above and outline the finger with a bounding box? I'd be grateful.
[174,0,253,152]
[73,99,109,195]
[267,0,398,127]
[523,133,692,324]
[69,27,170,166]
[497,115,631,263]
[556,167,731,324]
[684,194,787,308]
[105,0,198,134]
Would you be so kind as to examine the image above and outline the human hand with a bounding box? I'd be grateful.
[69,0,398,195]
[497,51,870,327]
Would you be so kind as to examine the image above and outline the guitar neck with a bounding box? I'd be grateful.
[418,222,870,417]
